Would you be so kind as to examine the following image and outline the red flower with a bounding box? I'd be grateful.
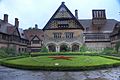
[48,56,73,60]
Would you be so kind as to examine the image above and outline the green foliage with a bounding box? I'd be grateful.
[30,52,98,57]
[115,41,120,53]
[0,48,8,58]
[40,46,48,52]
[102,47,117,54]
[0,47,17,58]
[79,44,88,52]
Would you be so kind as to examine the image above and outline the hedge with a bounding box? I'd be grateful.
[30,52,99,57]
[1,59,120,71]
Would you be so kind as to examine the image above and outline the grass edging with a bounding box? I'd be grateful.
[1,58,120,71]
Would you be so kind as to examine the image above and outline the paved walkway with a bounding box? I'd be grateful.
[0,66,120,80]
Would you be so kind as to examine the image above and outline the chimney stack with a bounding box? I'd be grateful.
[62,2,65,4]
[4,14,8,23]
[15,18,19,28]
[35,24,38,29]
[92,9,106,19]
[75,9,78,19]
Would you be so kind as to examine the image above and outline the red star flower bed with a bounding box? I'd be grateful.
[48,56,74,60]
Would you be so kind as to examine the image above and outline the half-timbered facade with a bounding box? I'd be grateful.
[24,25,44,52]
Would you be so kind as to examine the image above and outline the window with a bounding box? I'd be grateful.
[32,40,40,44]
[2,34,8,40]
[65,32,74,38]
[58,24,69,28]
[53,32,62,39]
[58,21,69,28]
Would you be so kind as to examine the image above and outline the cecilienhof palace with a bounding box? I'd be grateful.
[0,2,120,53]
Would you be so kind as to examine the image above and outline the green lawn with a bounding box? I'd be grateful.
[1,55,120,70]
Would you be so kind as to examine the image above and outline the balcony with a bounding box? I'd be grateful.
[84,33,110,42]
[45,36,83,43]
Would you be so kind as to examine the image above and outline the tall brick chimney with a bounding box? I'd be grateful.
[3,14,8,23]
[92,9,106,19]
[15,18,19,28]
[75,9,78,19]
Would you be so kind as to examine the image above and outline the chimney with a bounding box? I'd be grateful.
[3,14,8,23]
[62,2,65,4]
[15,18,19,28]
[35,24,38,29]
[75,9,78,19]
[92,9,106,19]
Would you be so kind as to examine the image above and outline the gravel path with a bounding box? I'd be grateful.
[0,66,120,80]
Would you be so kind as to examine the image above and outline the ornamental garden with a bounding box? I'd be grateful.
[0,43,120,71]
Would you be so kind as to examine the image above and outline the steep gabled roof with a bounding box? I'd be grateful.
[24,29,44,41]
[111,22,120,36]
[43,2,84,30]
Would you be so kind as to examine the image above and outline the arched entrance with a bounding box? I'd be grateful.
[48,44,56,52]
[60,44,69,52]
[72,44,79,52]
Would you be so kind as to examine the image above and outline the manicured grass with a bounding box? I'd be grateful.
[30,52,99,57]
[1,55,120,71]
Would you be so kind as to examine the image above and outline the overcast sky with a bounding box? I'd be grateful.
[0,0,120,29]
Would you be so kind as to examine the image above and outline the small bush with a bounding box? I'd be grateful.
[40,46,48,52]
[80,44,88,52]
[102,47,114,54]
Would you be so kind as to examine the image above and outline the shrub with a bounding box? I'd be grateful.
[102,47,114,54]
[40,46,48,52]
[0,47,17,58]
[80,44,88,52]
[115,41,120,53]
[0,48,8,58]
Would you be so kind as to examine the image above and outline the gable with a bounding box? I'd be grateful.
[54,6,72,18]
[31,35,41,41]
[33,37,39,40]
[43,2,84,30]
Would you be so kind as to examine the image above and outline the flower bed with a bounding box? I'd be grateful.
[48,56,74,60]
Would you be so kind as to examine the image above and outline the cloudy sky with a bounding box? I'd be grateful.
[0,0,120,29]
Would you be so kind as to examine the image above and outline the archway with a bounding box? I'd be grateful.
[72,44,79,52]
[60,44,69,52]
[48,44,56,52]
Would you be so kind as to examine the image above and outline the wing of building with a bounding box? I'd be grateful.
[0,14,28,53]
[24,25,44,52]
